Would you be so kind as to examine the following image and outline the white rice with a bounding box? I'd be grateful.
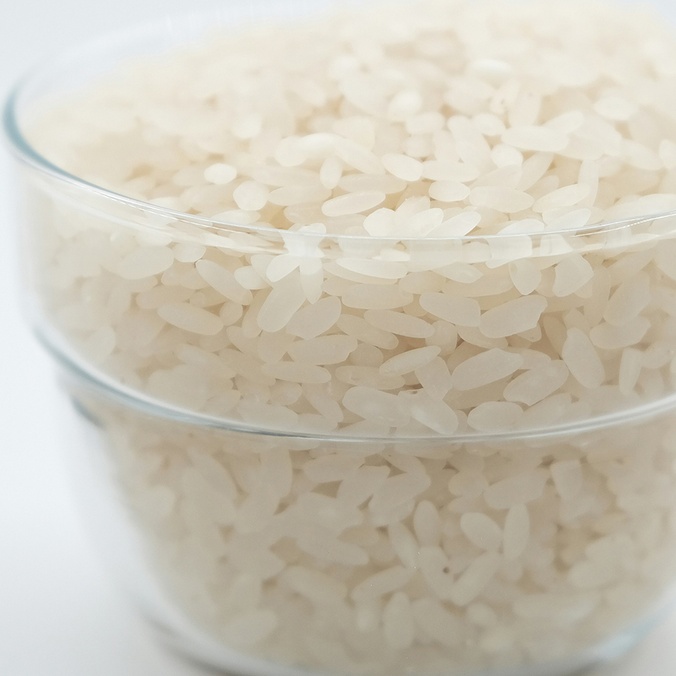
[22,0,676,673]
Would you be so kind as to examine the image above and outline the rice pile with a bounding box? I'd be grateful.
[73,386,676,675]
[19,0,676,672]
[29,0,676,436]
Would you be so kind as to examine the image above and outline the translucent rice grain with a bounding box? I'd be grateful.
[479,296,547,338]
[503,504,531,561]
[204,162,237,185]
[408,393,460,435]
[321,191,386,217]
[562,328,606,388]
[448,116,493,171]
[336,365,403,391]
[343,386,411,426]
[195,260,252,304]
[431,211,482,237]
[286,296,342,339]
[379,345,441,376]
[388,522,420,569]
[484,470,548,510]
[257,276,307,333]
[509,259,542,295]
[274,137,306,167]
[451,349,523,391]
[157,302,224,335]
[450,552,501,607]
[364,309,435,338]
[319,156,344,190]
[415,357,453,399]
[603,273,651,326]
[460,513,503,551]
[503,361,569,406]
[382,153,423,182]
[288,335,358,365]
[420,293,481,326]
[413,500,441,547]
[544,207,593,230]
[172,243,206,263]
[233,265,267,291]
[334,137,384,174]
[533,184,590,212]
[589,317,651,350]
[388,89,424,120]
[492,143,524,167]
[404,208,446,236]
[552,255,595,297]
[619,347,643,395]
[232,180,269,211]
[362,208,396,237]
[369,471,432,515]
[473,112,507,136]
[429,181,471,203]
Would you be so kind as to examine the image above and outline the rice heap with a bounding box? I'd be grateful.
[20,0,676,673]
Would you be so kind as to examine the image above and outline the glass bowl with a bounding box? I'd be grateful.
[5,1,676,674]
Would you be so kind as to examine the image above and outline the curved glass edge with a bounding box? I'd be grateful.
[38,323,676,445]
[134,580,676,676]
[4,3,676,245]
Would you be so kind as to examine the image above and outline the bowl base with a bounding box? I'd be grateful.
[140,604,668,676]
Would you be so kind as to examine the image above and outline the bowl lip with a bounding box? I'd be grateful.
[40,321,676,444]
[5,4,676,245]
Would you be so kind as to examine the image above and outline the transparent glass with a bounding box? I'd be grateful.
[5,1,676,674]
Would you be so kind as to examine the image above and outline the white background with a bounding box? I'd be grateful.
[2,1,676,675]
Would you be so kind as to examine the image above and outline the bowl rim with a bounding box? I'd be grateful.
[4,3,676,246]
[40,321,676,444]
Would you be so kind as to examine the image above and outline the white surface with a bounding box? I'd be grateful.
[1,1,676,675]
